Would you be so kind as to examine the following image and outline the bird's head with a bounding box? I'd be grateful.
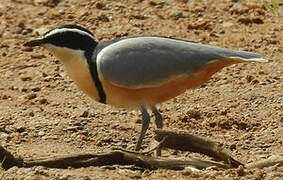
[24,25,98,61]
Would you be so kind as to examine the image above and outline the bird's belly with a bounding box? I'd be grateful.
[101,77,192,108]
[101,59,237,108]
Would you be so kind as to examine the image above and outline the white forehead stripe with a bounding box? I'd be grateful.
[44,28,95,40]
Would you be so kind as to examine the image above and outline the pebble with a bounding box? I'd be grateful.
[97,12,110,22]
[59,175,72,180]
[21,76,32,81]
[222,22,234,28]
[21,87,29,92]
[25,93,37,100]
[29,111,35,117]
[31,87,41,92]
[16,126,26,133]
[22,47,33,52]
[186,108,201,119]
[80,110,89,117]
[31,54,46,59]
[269,38,278,44]
[236,165,245,176]
[171,10,183,20]
[1,94,8,99]
[0,132,9,140]
[39,98,48,104]
[238,17,264,24]
[95,2,105,9]
[67,126,79,132]
[38,131,45,136]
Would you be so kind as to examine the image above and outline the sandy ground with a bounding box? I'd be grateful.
[0,0,282,179]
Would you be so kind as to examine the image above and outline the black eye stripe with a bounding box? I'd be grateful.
[45,31,96,51]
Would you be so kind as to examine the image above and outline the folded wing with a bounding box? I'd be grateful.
[96,37,266,89]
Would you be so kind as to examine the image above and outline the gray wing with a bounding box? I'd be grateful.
[96,36,265,89]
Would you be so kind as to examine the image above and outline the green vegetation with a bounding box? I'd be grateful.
[264,0,280,13]
[0,156,5,171]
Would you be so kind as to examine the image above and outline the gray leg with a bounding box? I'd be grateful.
[152,106,163,129]
[152,106,163,156]
[135,106,150,151]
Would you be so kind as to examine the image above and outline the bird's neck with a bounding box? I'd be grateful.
[44,44,101,102]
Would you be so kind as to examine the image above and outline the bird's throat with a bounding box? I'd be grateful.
[44,45,101,102]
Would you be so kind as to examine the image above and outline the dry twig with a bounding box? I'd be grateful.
[0,130,281,170]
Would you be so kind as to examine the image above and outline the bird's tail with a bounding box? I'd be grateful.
[223,49,268,63]
[229,56,268,63]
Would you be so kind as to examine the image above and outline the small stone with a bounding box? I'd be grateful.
[16,126,26,133]
[31,54,46,59]
[22,28,33,35]
[236,165,245,176]
[21,87,29,92]
[269,38,277,44]
[31,87,41,92]
[21,132,28,136]
[186,108,201,119]
[9,86,18,90]
[238,17,263,24]
[206,166,220,170]
[29,111,35,117]
[95,2,105,9]
[252,79,259,84]
[246,75,254,82]
[25,93,37,100]
[59,175,72,180]
[39,98,48,104]
[80,110,89,117]
[2,94,8,99]
[102,136,112,142]
[70,132,80,138]
[23,47,33,52]
[67,126,78,132]
[44,76,53,82]
[42,72,48,77]
[58,9,65,15]
[0,132,9,140]
[97,12,109,22]
[38,131,45,136]
[171,10,183,20]
[21,76,32,81]
[230,144,236,150]
[222,22,234,28]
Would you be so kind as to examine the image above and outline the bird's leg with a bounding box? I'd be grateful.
[152,106,163,129]
[152,106,163,156]
[135,106,150,151]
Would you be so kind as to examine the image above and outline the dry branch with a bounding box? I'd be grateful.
[0,146,230,170]
[0,146,23,169]
[0,130,281,170]
[154,129,243,168]
[246,155,283,169]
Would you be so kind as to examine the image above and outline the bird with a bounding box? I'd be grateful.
[24,24,267,154]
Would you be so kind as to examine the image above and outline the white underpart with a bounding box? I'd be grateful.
[43,28,96,40]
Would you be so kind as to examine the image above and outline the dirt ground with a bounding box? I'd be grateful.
[0,0,282,179]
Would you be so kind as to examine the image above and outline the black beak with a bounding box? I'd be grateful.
[24,39,45,47]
